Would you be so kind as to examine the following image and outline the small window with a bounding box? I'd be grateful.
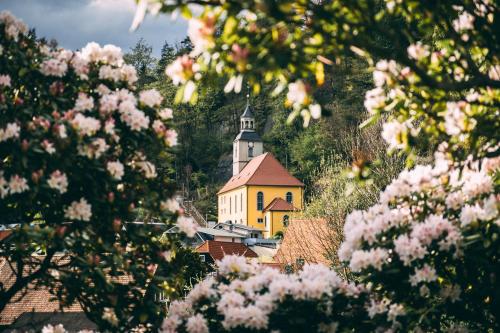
[286,192,293,204]
[264,216,267,227]
[257,218,263,224]
[283,215,290,227]
[234,195,237,212]
[230,197,232,214]
[257,192,264,210]
[199,254,206,262]
[240,193,243,212]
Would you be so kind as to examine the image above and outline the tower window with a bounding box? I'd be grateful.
[248,142,254,158]
[286,192,293,204]
[257,192,264,210]
[283,215,290,227]
[230,197,232,214]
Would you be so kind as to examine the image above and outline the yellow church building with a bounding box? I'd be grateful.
[217,98,304,238]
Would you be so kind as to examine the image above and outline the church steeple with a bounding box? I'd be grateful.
[232,93,263,176]
[240,93,255,131]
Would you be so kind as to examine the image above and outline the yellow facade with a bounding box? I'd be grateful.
[218,185,303,238]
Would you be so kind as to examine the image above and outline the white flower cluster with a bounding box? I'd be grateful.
[286,80,322,126]
[0,74,11,87]
[175,216,198,238]
[47,170,69,194]
[339,146,498,300]
[162,257,374,333]
[0,122,20,142]
[0,173,29,198]
[0,10,28,41]
[64,198,92,221]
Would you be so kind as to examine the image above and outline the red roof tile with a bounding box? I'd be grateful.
[0,230,12,241]
[263,198,297,212]
[195,240,258,261]
[0,256,82,326]
[218,153,304,194]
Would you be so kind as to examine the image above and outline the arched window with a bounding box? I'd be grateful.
[286,192,293,203]
[257,192,264,210]
[283,215,290,227]
[234,195,237,212]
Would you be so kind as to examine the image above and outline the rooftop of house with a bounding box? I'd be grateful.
[196,240,258,261]
[0,256,82,326]
[6,312,97,332]
[196,227,246,238]
[218,152,304,194]
[215,222,263,232]
[0,254,138,327]
[263,197,298,212]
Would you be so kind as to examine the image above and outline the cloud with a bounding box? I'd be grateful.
[1,0,188,55]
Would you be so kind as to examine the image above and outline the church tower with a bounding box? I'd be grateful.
[233,95,263,175]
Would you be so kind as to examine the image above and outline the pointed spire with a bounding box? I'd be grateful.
[241,85,254,119]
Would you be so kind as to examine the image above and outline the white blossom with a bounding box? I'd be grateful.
[139,89,163,107]
[8,175,29,194]
[107,161,125,180]
[158,108,174,120]
[47,170,68,194]
[176,216,198,238]
[452,11,475,31]
[64,198,92,221]
[185,314,209,333]
[41,324,67,333]
[381,120,408,150]
[0,122,21,142]
[102,307,118,327]
[286,80,308,107]
[71,113,101,136]
[0,74,11,87]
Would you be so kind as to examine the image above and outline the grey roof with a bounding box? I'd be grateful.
[216,222,263,232]
[8,312,97,332]
[197,227,246,238]
[241,101,254,118]
[234,131,262,142]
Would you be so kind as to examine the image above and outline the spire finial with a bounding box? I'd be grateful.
[246,83,250,104]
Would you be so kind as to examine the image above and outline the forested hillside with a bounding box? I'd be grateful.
[124,37,376,221]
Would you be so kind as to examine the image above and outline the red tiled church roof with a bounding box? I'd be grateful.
[195,240,258,261]
[263,198,298,212]
[218,153,304,194]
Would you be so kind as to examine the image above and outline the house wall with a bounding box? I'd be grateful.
[214,236,242,243]
[268,210,295,238]
[217,187,247,224]
[247,185,303,233]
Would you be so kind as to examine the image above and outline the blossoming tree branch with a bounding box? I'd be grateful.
[128,0,499,332]
[0,11,199,332]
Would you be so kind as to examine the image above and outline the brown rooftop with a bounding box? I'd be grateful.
[218,153,304,194]
[0,256,82,327]
[196,240,258,261]
[263,198,298,212]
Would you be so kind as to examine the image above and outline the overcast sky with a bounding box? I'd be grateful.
[1,0,188,56]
